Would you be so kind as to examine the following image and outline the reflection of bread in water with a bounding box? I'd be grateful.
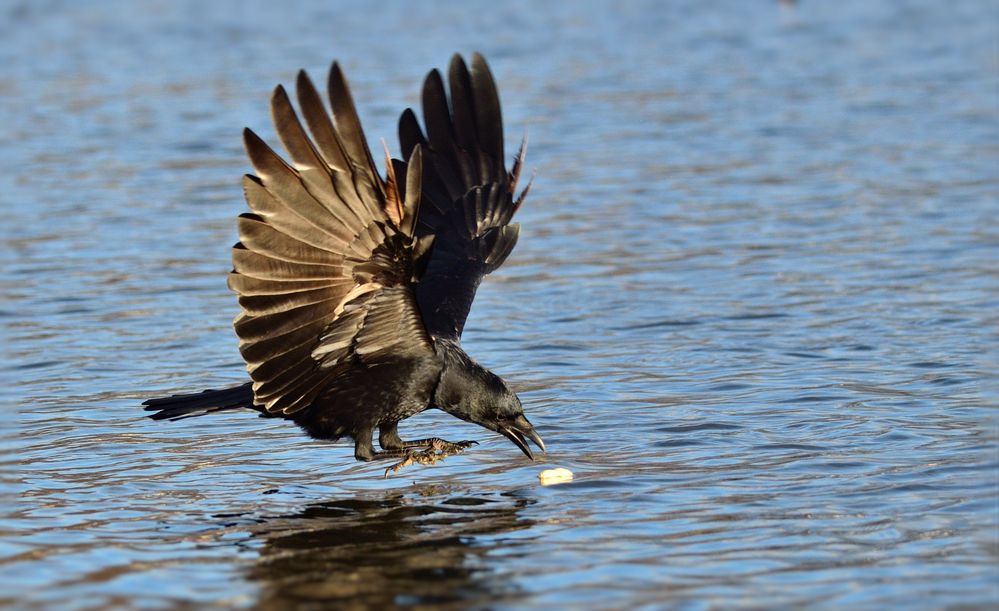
[539,468,574,485]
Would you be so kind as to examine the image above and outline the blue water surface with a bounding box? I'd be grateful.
[2,0,996,608]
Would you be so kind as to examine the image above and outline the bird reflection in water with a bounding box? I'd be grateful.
[239,492,535,608]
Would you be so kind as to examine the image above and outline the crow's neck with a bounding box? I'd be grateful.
[431,338,495,422]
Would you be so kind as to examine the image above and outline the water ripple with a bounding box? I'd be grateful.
[3,0,997,609]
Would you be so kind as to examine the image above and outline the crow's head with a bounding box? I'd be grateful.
[474,384,545,460]
[434,346,545,460]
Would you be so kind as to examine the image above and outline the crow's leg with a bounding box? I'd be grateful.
[378,422,477,454]
[354,427,411,462]
[377,422,405,451]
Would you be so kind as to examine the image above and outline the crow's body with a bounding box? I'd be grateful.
[143,54,544,470]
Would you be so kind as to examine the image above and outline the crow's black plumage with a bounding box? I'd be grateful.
[143,54,543,472]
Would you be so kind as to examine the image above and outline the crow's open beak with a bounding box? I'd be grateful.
[500,414,545,460]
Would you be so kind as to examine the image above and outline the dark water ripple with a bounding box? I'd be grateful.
[3,0,997,608]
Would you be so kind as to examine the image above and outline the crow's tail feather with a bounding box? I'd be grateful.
[143,382,255,420]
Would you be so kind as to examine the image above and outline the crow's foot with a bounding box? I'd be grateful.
[412,438,478,454]
[382,439,478,478]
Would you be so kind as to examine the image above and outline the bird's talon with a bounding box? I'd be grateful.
[413,450,442,465]
[383,451,417,477]
[436,439,477,456]
[381,439,477,476]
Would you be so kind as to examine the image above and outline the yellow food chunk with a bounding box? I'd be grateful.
[538,467,574,485]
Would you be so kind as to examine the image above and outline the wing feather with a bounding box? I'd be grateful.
[237,287,345,317]
[244,130,358,244]
[231,62,434,414]
[239,320,329,363]
[421,70,468,200]
[228,273,338,297]
[447,56,478,166]
[294,71,351,173]
[242,176,345,251]
[231,247,340,281]
[328,63,384,215]
[470,53,504,180]
[235,215,342,266]
[401,54,529,340]
[270,85,328,174]
[234,302,338,341]
[398,108,427,160]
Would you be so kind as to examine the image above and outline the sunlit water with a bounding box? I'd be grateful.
[3,0,997,608]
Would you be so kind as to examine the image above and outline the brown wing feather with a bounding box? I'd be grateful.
[231,62,432,415]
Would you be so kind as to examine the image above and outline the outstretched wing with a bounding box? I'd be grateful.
[229,63,434,415]
[398,53,530,341]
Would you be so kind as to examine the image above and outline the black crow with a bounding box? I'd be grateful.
[143,54,544,475]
